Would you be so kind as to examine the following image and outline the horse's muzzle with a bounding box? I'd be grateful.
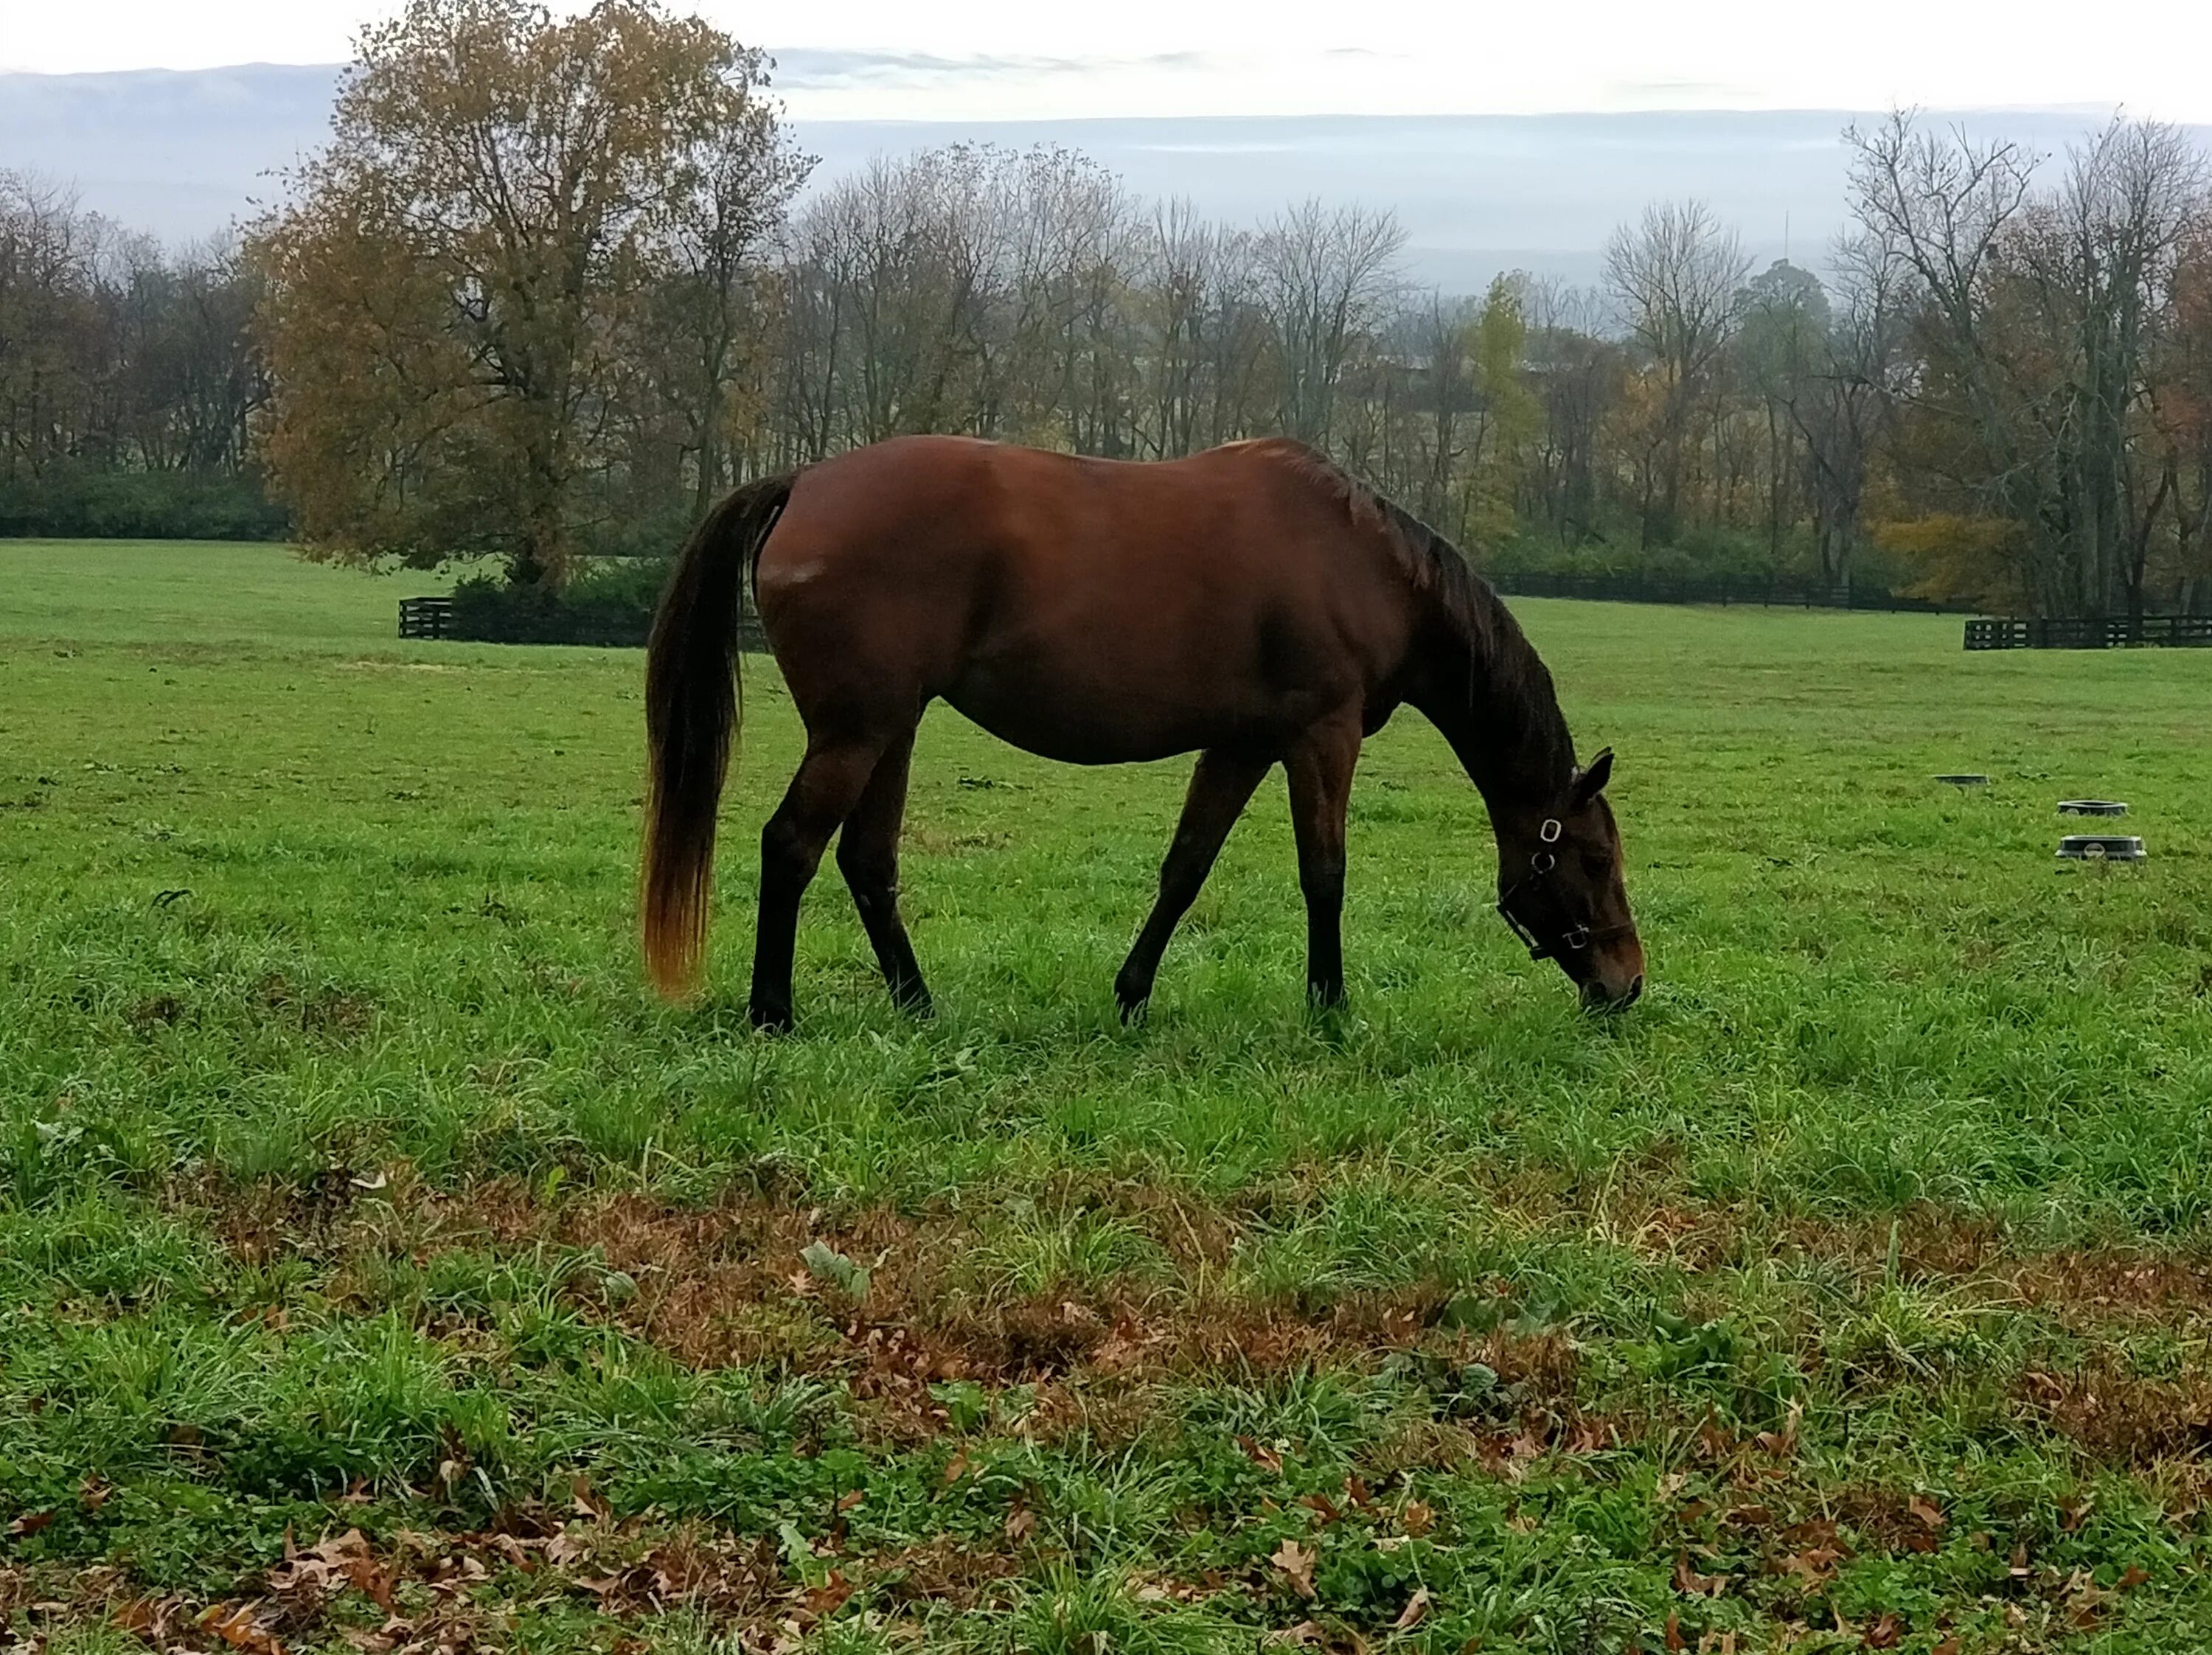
[1582,972,1644,1014]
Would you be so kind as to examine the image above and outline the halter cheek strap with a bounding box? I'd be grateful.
[1496,818,1635,961]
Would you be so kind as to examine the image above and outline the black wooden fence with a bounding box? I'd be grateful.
[1485,571,1965,613]
[1964,615,2212,650]
[398,596,453,638]
[400,593,768,649]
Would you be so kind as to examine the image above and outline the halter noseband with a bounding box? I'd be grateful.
[1496,817,1635,963]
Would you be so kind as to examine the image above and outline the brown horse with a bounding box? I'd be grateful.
[642,434,1643,1028]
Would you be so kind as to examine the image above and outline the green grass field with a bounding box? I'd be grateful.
[4,537,2212,1654]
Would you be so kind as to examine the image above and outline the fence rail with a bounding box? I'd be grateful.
[399,593,767,649]
[1964,615,2212,650]
[397,596,453,639]
[1485,571,1964,613]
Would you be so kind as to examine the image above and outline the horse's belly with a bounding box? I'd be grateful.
[943,641,1338,766]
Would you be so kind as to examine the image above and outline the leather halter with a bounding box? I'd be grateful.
[1496,817,1635,962]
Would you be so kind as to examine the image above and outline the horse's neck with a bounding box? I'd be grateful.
[1415,616,1572,819]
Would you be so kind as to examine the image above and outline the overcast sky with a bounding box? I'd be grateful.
[6,0,2208,121]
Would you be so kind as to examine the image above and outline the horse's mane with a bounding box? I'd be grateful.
[1245,439,1576,790]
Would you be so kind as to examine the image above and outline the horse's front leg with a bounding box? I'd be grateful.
[1284,717,1362,1010]
[1114,746,1271,1020]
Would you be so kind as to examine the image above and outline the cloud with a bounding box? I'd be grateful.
[772,46,1220,91]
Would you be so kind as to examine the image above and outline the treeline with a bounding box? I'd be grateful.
[12,0,2212,618]
[0,173,280,538]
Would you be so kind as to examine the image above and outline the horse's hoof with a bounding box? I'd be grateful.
[895,988,935,1019]
[748,1003,794,1034]
[1116,991,1150,1026]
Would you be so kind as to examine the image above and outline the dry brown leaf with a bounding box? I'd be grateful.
[201,1603,285,1655]
[1237,1435,1284,1475]
[1298,1492,1344,1526]
[1270,1539,1317,1600]
[1394,1586,1430,1631]
[1674,1552,1725,1598]
[6,1511,54,1536]
[1399,1500,1434,1536]
[1865,1611,1903,1648]
[803,1569,853,1620]
[1665,1611,1688,1651]
[1907,1494,1945,1530]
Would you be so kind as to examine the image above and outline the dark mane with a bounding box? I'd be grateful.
[1251,440,1576,792]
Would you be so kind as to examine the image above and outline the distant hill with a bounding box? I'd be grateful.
[0,63,2178,292]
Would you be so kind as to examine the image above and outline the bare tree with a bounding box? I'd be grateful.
[1256,199,1406,447]
[1604,200,1752,546]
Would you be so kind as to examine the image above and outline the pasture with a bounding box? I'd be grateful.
[4,538,2212,1654]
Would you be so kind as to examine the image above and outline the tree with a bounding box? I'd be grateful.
[1604,201,1750,546]
[251,0,806,583]
[1735,260,1829,565]
[1256,200,1405,448]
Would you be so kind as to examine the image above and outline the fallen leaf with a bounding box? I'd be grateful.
[1665,1611,1688,1651]
[835,1488,866,1512]
[1907,1494,1945,1530]
[1394,1586,1430,1631]
[803,1569,853,1619]
[1006,1505,1036,1543]
[1298,1491,1343,1526]
[2119,1565,2149,1590]
[941,1449,970,1486]
[1237,1435,1284,1475]
[1270,1539,1317,1600]
[7,1511,55,1536]
[1674,1552,1725,1597]
[1399,1500,1435,1536]
[79,1478,111,1512]
[1865,1611,1904,1648]
[201,1603,285,1655]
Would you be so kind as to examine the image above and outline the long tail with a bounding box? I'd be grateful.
[641,472,797,997]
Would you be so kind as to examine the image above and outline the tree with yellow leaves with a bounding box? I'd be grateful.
[251,0,807,585]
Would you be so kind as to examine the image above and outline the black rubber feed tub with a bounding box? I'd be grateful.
[2058,800,2128,816]
[2057,835,2146,862]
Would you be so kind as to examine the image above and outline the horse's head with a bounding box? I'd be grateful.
[1495,748,1644,1011]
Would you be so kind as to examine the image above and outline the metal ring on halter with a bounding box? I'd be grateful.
[1496,823,1632,963]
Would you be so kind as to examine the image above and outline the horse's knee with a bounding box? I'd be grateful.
[761,813,823,884]
[1298,851,1346,905]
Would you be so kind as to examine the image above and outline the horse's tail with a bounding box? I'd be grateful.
[641,472,797,997]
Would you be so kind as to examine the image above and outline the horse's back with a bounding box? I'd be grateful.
[754,436,1413,762]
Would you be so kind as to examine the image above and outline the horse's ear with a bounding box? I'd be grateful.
[1571,748,1614,805]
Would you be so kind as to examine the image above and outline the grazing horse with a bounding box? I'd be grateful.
[642,435,1643,1028]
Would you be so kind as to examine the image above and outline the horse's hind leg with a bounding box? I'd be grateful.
[751,739,886,1031]
[1284,717,1361,1011]
[837,730,931,1016]
[1114,746,1270,1020]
